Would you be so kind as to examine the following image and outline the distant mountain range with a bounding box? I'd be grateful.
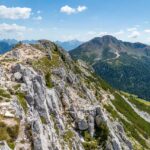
[0,39,82,55]
[70,35,150,101]
[55,40,83,51]
[0,39,37,54]
[0,41,14,54]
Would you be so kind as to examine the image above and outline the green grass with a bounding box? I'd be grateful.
[81,131,99,150]
[125,95,150,114]
[95,122,109,147]
[85,72,114,92]
[105,103,148,148]
[1,58,17,63]
[63,130,74,149]
[0,121,19,149]
[32,54,61,89]
[50,113,59,135]
[82,140,98,150]
[40,116,47,124]
[32,54,61,75]
[16,92,28,114]
[111,93,150,148]
[13,84,21,91]
[45,72,53,88]
[0,88,11,99]
[63,130,74,142]
[81,122,109,150]
[104,104,118,119]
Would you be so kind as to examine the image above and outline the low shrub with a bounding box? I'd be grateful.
[16,92,28,114]
[45,72,53,88]
[0,121,19,149]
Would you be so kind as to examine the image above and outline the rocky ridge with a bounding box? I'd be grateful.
[0,40,149,150]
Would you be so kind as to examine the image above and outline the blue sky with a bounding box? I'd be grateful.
[0,0,150,43]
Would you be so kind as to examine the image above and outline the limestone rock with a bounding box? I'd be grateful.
[52,68,67,79]
[77,119,88,131]
[0,66,4,79]
[0,141,11,150]
[14,72,22,81]
[67,71,78,84]
[88,115,95,137]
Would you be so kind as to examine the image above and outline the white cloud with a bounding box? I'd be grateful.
[60,5,76,15]
[127,27,137,32]
[60,5,87,15]
[87,31,97,35]
[0,23,32,40]
[0,23,26,32]
[77,6,87,12]
[127,27,140,38]
[144,29,150,33]
[0,5,31,19]
[33,16,42,20]
[128,31,140,38]
[99,32,108,36]
[114,30,124,35]
[146,38,150,43]
[87,31,108,37]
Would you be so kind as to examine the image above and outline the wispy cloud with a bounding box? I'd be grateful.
[144,29,150,33]
[127,27,137,32]
[0,5,31,19]
[99,32,108,36]
[60,5,87,15]
[0,23,27,32]
[77,6,87,12]
[114,30,124,35]
[0,23,32,40]
[33,16,42,20]
[87,31,97,35]
[128,31,140,38]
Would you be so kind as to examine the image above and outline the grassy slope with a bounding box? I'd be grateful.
[122,92,150,114]
[105,91,150,149]
[76,62,150,149]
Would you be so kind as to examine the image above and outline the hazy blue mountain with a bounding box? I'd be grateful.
[70,35,150,101]
[0,39,38,54]
[0,41,15,54]
[55,40,83,51]
[1,39,18,45]
[22,40,37,44]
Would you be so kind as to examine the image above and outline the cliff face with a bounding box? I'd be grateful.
[0,41,149,150]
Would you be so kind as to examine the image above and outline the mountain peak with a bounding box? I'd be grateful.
[92,35,119,43]
[102,35,117,39]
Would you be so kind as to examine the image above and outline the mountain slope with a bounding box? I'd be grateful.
[70,35,150,101]
[0,41,149,150]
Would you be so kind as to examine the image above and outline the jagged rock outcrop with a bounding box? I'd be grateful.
[0,41,149,150]
[0,141,11,150]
